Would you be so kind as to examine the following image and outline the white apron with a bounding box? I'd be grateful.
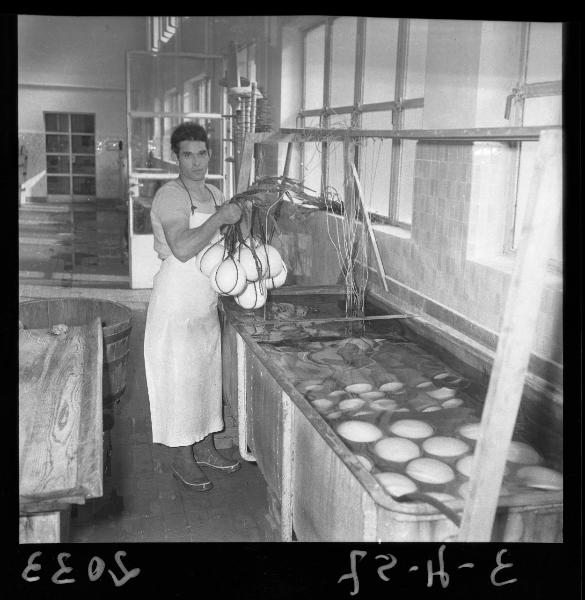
[144,210,223,447]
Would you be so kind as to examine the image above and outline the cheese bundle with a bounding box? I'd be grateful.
[196,237,288,308]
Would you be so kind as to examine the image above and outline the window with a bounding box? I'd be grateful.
[506,23,562,263]
[299,17,428,227]
[45,112,96,197]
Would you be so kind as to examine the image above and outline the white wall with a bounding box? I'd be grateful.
[18,15,147,198]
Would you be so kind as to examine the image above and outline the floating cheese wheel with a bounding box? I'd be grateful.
[442,398,464,409]
[421,405,442,413]
[311,398,334,413]
[406,458,455,484]
[389,419,434,439]
[209,258,247,296]
[373,437,421,463]
[395,407,410,412]
[426,387,456,401]
[353,410,375,418]
[234,280,268,310]
[336,420,384,443]
[375,472,418,496]
[265,263,288,290]
[458,481,511,500]
[237,244,268,281]
[327,411,343,420]
[416,381,434,390]
[379,381,404,393]
[356,455,374,471]
[338,398,366,412]
[371,398,399,412]
[423,436,470,458]
[345,383,373,394]
[507,441,542,465]
[359,391,386,400]
[515,466,563,490]
[196,242,225,277]
[457,422,482,441]
[456,455,474,477]
[327,390,348,399]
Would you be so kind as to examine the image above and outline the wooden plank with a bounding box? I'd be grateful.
[236,133,256,193]
[19,318,103,512]
[279,125,560,141]
[20,512,62,544]
[458,130,563,541]
[351,163,389,292]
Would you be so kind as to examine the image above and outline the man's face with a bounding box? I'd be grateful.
[176,140,210,182]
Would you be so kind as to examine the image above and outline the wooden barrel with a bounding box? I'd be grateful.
[19,298,133,408]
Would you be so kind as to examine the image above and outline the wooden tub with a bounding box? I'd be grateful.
[220,286,563,542]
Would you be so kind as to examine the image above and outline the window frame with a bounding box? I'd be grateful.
[44,111,96,198]
[504,22,562,270]
[299,17,425,228]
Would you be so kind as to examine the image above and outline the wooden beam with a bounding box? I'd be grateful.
[279,126,559,141]
[457,129,562,541]
[351,163,389,292]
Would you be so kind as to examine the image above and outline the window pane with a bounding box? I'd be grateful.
[302,116,322,193]
[304,25,325,110]
[397,108,423,225]
[405,19,428,99]
[326,142,345,197]
[47,176,70,195]
[72,155,95,174]
[47,155,70,174]
[45,113,69,132]
[72,176,96,195]
[526,22,562,83]
[363,18,398,104]
[70,114,95,133]
[72,135,95,154]
[330,17,357,107]
[46,135,69,153]
[359,111,393,215]
[513,141,538,249]
[523,96,562,126]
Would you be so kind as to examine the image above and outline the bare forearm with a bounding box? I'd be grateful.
[173,212,224,262]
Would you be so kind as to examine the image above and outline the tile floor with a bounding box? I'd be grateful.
[20,199,273,542]
[70,307,272,543]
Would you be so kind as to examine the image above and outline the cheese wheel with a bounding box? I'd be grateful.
[406,458,455,485]
[389,419,434,439]
[426,387,456,400]
[311,398,334,413]
[338,398,366,411]
[336,420,384,443]
[265,262,288,290]
[379,381,405,393]
[371,398,399,412]
[375,472,418,496]
[507,441,541,465]
[345,383,373,394]
[234,280,268,310]
[255,243,284,278]
[515,466,563,490]
[210,258,247,296]
[237,244,268,281]
[423,436,470,458]
[441,397,464,408]
[359,391,386,400]
[356,455,374,471]
[373,437,421,463]
[196,242,225,277]
[457,422,482,441]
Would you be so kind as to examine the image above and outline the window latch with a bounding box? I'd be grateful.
[504,87,525,120]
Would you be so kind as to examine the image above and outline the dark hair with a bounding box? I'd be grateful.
[170,122,209,156]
